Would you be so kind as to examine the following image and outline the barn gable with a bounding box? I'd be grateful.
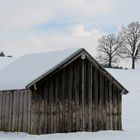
[27,48,128,95]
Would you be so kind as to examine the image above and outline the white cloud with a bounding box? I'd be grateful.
[0,25,102,57]
[0,0,140,31]
[72,24,101,37]
[0,0,113,30]
[53,0,113,21]
[72,25,92,36]
[0,7,51,30]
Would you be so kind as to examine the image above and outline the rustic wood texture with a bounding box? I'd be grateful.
[0,56,123,134]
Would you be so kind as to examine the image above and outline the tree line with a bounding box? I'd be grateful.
[0,51,12,57]
[97,21,140,69]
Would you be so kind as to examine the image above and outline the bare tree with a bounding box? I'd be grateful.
[97,33,123,67]
[119,21,140,69]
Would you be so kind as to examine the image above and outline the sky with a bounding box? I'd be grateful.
[0,0,140,64]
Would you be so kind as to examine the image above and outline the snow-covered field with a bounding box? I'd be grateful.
[0,69,139,140]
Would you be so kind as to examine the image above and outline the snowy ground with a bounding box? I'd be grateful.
[0,69,139,140]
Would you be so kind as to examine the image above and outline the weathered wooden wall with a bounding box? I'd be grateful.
[0,89,31,133]
[32,57,122,134]
[0,57,122,134]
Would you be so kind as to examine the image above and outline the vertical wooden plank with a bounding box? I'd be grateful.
[116,89,118,130]
[59,73,63,133]
[35,90,39,134]
[40,87,45,134]
[37,89,41,134]
[63,69,67,133]
[27,90,31,133]
[44,83,48,133]
[114,87,118,130]
[101,74,105,130]
[120,94,122,130]
[25,90,29,133]
[101,76,105,130]
[4,92,9,131]
[0,92,3,131]
[81,59,85,131]
[30,90,34,134]
[0,92,2,131]
[23,90,26,132]
[15,91,19,132]
[53,76,56,133]
[1,92,4,131]
[112,85,115,130]
[79,61,82,131]
[55,75,58,133]
[98,73,102,130]
[57,74,61,133]
[118,89,122,130]
[104,78,108,130]
[72,63,76,132]
[16,91,19,132]
[44,82,48,134]
[7,92,11,131]
[61,69,65,132]
[88,63,92,131]
[39,88,43,134]
[47,81,51,133]
[12,91,17,131]
[19,90,23,132]
[92,66,95,131]
[10,91,14,132]
[8,91,12,131]
[36,90,40,134]
[84,60,88,131]
[97,70,101,131]
[56,74,60,133]
[109,81,113,130]
[10,91,13,132]
[68,65,72,132]
[93,68,98,131]
[106,79,110,130]
[1,92,5,131]
[4,92,8,131]
[16,91,20,132]
[30,91,33,134]
[75,60,80,131]
[63,68,69,132]
[60,72,63,133]
[50,77,54,133]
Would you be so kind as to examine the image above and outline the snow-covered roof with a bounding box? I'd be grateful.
[0,48,128,93]
[0,48,81,90]
[0,57,15,70]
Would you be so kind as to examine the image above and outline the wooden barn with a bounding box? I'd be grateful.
[0,48,128,134]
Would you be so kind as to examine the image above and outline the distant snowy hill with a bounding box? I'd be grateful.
[0,57,15,70]
[0,68,139,140]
